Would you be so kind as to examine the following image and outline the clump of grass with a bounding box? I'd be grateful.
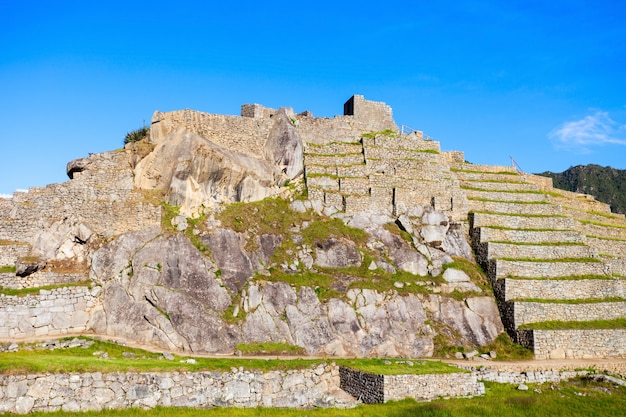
[0,265,16,274]
[124,126,149,144]
[335,358,465,375]
[481,333,534,360]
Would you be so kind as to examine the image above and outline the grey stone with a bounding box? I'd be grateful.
[443,268,470,282]
[314,238,361,268]
[264,107,304,179]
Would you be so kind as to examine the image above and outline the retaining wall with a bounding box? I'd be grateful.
[0,365,346,414]
[517,329,626,360]
[0,286,100,339]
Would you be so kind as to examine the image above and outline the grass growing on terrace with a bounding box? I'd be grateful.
[519,318,626,330]
[0,266,16,273]
[0,282,91,297]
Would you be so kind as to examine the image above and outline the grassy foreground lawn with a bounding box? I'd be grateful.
[5,379,625,417]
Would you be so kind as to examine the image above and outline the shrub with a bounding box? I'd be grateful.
[124,126,149,144]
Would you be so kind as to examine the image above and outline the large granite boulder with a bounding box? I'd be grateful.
[134,128,284,216]
[264,107,304,179]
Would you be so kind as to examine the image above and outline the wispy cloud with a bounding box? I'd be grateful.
[0,194,13,199]
[549,111,626,153]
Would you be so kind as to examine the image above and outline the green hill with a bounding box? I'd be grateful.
[538,164,626,214]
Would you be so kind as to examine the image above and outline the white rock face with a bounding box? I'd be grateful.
[134,128,283,216]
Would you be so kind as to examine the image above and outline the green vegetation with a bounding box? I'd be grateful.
[480,333,534,360]
[471,210,568,218]
[468,197,551,205]
[235,342,306,356]
[489,241,585,246]
[334,358,464,375]
[513,297,625,304]
[579,219,626,230]
[0,282,91,297]
[503,274,614,281]
[0,265,16,273]
[496,257,602,263]
[361,129,399,139]
[124,126,149,145]
[160,202,211,256]
[538,164,626,214]
[451,168,520,175]
[519,318,626,330]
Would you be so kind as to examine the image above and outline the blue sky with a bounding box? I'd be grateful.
[2,0,626,196]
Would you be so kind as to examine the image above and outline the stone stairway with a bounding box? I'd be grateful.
[451,163,626,359]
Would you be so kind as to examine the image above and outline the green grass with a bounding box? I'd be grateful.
[451,168,520,175]
[461,186,544,194]
[503,274,614,281]
[334,358,465,375]
[471,210,568,219]
[235,342,306,356]
[513,297,626,304]
[488,241,586,246]
[519,318,626,330]
[479,333,534,361]
[468,197,550,204]
[481,225,572,232]
[586,234,626,242]
[0,265,16,273]
[579,219,626,230]
[0,282,91,297]
[496,257,602,263]
[123,126,149,144]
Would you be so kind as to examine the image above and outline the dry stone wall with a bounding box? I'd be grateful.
[0,286,100,339]
[0,272,86,290]
[0,364,347,414]
[517,329,626,359]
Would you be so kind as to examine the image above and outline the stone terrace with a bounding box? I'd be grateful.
[304,132,469,222]
[451,162,626,359]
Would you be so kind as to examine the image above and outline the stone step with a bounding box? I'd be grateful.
[524,329,626,359]
[510,300,626,328]
[500,278,625,301]
[578,222,626,241]
[563,207,626,226]
[473,227,587,245]
[461,180,539,193]
[485,242,597,261]
[362,135,441,152]
[493,259,609,280]
[304,153,365,166]
[450,164,517,174]
[471,212,576,231]
[587,237,626,258]
[453,171,525,183]
[468,200,563,216]
[305,142,363,155]
[0,242,30,266]
[465,189,548,203]
[365,148,439,162]
[606,257,626,276]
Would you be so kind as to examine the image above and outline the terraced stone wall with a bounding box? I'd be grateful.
[0,365,347,413]
[0,272,85,290]
[517,329,626,359]
[0,286,100,339]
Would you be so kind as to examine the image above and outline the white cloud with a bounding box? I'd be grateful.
[549,111,626,152]
[0,194,13,199]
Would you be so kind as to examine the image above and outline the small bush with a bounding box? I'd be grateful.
[124,126,149,144]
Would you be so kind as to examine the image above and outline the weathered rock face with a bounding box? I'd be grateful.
[264,107,304,179]
[86,213,503,356]
[31,216,94,263]
[134,129,284,216]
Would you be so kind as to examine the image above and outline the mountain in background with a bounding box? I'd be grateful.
[538,165,626,215]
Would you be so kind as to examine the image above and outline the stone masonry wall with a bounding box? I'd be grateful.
[0,243,29,266]
[517,329,626,360]
[0,272,86,290]
[0,365,345,414]
[383,373,485,402]
[502,278,626,301]
[0,286,100,339]
[338,367,383,404]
